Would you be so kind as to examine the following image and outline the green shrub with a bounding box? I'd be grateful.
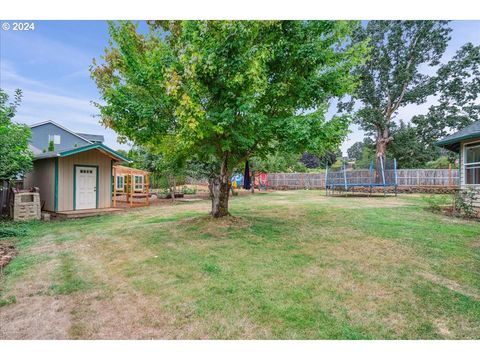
[181,186,197,195]
[426,156,452,169]
[421,195,451,212]
[330,159,344,171]
[0,223,30,239]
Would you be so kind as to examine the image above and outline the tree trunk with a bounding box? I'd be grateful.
[375,127,391,184]
[251,171,255,193]
[170,175,176,201]
[209,156,231,218]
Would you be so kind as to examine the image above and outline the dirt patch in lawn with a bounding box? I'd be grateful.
[0,255,73,339]
[0,293,72,339]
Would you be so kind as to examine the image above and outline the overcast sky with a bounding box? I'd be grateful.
[1,20,479,154]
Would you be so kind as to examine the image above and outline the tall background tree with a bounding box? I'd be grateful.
[0,89,33,182]
[339,21,452,175]
[91,20,368,217]
[388,121,439,168]
[346,141,364,161]
[413,42,480,148]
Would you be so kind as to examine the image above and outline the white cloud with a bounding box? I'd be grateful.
[12,90,129,150]
[2,64,129,150]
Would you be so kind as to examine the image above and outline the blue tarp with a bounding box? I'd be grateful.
[231,173,244,189]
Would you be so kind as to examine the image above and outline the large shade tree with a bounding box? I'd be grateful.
[0,89,33,182]
[91,20,367,217]
[339,21,452,177]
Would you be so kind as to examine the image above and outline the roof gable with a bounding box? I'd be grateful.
[30,121,93,143]
[29,121,92,153]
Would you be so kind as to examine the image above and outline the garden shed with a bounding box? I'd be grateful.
[23,121,131,215]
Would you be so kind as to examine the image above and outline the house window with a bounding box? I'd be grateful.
[48,134,61,144]
[134,175,143,190]
[464,142,480,185]
[116,175,125,191]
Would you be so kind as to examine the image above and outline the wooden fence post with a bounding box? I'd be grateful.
[448,164,452,188]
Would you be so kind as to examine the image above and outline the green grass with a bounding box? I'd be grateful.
[0,295,16,307]
[3,253,49,280]
[49,252,91,295]
[1,191,479,339]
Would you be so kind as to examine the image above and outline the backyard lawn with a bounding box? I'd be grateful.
[0,191,479,339]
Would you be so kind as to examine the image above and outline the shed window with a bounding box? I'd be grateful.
[134,175,144,190]
[116,175,125,191]
[464,143,480,185]
[48,134,61,144]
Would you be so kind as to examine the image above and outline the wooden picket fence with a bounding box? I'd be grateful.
[267,173,327,189]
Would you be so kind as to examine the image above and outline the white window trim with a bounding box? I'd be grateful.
[134,175,144,190]
[48,134,61,145]
[463,141,480,185]
[116,175,125,191]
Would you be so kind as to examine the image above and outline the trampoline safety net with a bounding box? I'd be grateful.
[325,157,398,196]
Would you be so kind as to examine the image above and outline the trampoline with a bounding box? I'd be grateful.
[325,157,398,196]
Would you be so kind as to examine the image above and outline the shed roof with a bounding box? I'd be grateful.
[436,120,480,152]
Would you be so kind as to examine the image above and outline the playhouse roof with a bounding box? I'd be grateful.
[113,164,150,175]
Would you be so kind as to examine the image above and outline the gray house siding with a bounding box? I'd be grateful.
[30,123,90,153]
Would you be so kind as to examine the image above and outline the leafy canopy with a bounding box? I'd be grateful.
[413,43,480,146]
[0,89,33,181]
[347,141,364,161]
[339,21,452,155]
[91,21,368,176]
[388,121,439,168]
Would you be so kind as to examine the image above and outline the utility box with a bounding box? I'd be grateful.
[11,189,41,221]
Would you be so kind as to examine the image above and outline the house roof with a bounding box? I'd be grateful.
[33,143,131,163]
[436,121,480,153]
[28,144,42,155]
[29,120,129,162]
[75,133,105,143]
[30,120,94,144]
